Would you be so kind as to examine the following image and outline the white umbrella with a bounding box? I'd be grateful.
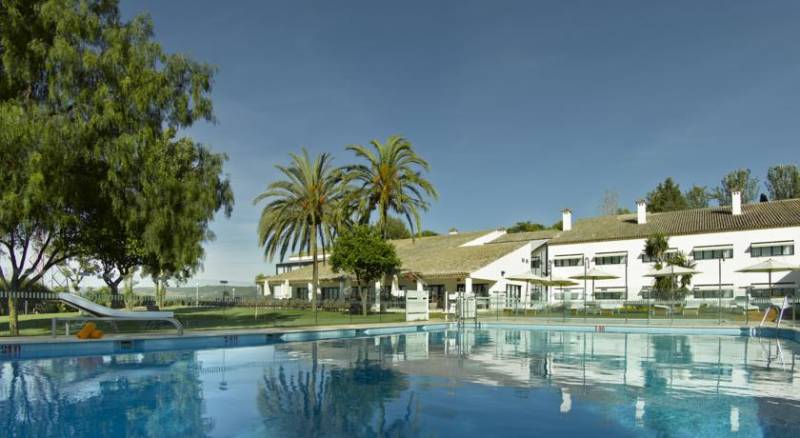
[644,265,701,277]
[507,271,550,306]
[736,258,798,299]
[570,268,620,307]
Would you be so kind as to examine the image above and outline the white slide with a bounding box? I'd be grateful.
[58,293,174,318]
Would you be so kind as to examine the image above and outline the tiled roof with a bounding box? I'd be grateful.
[266,230,529,283]
[489,229,560,243]
[549,198,800,245]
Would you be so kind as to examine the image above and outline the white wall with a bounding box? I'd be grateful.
[548,226,800,303]
[472,242,537,297]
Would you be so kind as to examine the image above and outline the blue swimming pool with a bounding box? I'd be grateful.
[1,326,799,437]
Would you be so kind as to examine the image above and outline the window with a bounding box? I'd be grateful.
[692,288,734,299]
[749,284,796,298]
[553,256,583,267]
[531,255,542,269]
[692,247,733,260]
[506,284,522,307]
[594,291,624,300]
[751,243,794,258]
[595,255,626,265]
[294,287,309,299]
[321,287,340,300]
[642,249,677,263]
[457,283,488,295]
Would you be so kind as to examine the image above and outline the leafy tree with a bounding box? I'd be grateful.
[0,1,232,330]
[684,185,710,209]
[507,221,547,233]
[330,225,401,316]
[383,216,411,240]
[646,178,688,212]
[419,230,439,237]
[713,168,759,205]
[551,220,563,231]
[345,136,438,239]
[57,257,99,294]
[255,150,347,312]
[598,190,629,216]
[766,164,800,200]
[643,233,693,299]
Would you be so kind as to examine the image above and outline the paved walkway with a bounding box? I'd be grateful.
[2,317,798,345]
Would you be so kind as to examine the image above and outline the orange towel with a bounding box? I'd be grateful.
[77,322,97,339]
[90,329,104,339]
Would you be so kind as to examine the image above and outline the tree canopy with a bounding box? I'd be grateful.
[0,0,233,330]
[330,225,401,315]
[713,168,759,205]
[645,178,688,212]
[766,164,800,201]
[345,136,438,239]
[383,217,411,240]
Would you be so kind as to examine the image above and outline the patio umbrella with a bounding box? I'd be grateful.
[644,265,701,313]
[547,277,579,308]
[736,259,798,319]
[507,271,550,307]
[570,268,620,308]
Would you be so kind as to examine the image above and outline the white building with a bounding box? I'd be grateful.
[260,192,800,308]
[547,192,800,305]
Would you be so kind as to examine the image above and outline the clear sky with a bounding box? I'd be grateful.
[119,0,800,285]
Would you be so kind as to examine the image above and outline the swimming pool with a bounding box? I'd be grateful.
[1,325,798,437]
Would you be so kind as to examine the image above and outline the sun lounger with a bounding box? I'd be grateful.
[52,293,183,337]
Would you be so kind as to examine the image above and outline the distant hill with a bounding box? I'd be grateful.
[133,285,259,299]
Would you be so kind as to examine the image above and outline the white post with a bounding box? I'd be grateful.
[416,278,424,291]
[338,279,344,300]
[374,280,382,311]
[307,282,313,302]
[283,280,290,299]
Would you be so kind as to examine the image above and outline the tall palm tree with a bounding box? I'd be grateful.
[345,136,438,239]
[254,149,346,311]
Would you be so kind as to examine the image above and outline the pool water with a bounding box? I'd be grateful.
[1,328,799,437]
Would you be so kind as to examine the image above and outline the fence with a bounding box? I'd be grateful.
[464,294,799,325]
[0,290,415,336]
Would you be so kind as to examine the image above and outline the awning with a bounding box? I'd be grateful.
[594,251,627,257]
[692,244,733,251]
[553,254,584,260]
[751,241,793,248]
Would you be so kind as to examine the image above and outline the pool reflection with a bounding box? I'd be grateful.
[1,328,799,437]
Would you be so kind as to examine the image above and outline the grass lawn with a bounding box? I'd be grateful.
[0,306,412,337]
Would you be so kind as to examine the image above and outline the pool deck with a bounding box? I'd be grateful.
[1,317,798,345]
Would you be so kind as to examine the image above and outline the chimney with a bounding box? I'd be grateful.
[562,209,572,231]
[636,200,647,224]
[731,191,742,215]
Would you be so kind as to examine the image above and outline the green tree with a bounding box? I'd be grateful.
[643,233,693,299]
[329,225,401,316]
[1,1,232,330]
[713,168,759,205]
[419,230,439,237]
[383,216,411,240]
[766,164,800,200]
[255,150,347,312]
[345,136,438,239]
[684,185,710,209]
[646,178,688,212]
[507,221,547,233]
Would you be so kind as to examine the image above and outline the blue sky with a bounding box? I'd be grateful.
[119,0,800,285]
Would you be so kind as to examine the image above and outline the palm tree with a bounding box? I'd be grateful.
[254,149,346,311]
[345,136,438,239]
[644,233,669,267]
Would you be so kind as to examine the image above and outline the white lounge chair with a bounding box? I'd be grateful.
[52,293,183,337]
[682,299,703,316]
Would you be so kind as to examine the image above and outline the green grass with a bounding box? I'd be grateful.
[0,307,411,337]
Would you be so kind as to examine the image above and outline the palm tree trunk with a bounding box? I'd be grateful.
[311,225,319,313]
